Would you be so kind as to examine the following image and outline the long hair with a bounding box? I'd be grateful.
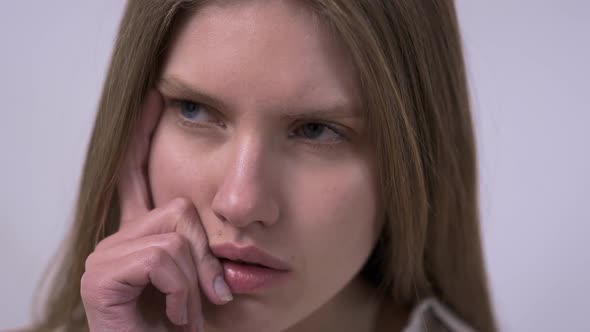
[18,1,496,331]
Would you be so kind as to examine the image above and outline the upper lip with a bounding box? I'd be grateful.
[210,243,290,271]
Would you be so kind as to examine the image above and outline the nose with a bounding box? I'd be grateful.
[211,135,280,228]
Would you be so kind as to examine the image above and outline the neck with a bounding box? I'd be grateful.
[286,277,408,332]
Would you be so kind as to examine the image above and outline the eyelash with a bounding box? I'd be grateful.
[167,99,346,150]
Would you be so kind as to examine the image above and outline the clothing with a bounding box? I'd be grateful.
[402,298,476,332]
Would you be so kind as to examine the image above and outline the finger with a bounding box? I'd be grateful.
[89,233,196,283]
[87,233,203,329]
[97,198,192,250]
[178,213,233,306]
[99,197,233,305]
[82,247,194,327]
[117,89,164,224]
[118,248,193,326]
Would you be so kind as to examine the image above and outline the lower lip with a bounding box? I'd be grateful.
[221,260,289,294]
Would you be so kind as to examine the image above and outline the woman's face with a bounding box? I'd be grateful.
[148,1,381,331]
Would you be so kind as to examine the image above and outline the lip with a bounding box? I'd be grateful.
[210,243,291,271]
[211,243,291,294]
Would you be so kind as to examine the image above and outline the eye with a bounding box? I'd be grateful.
[178,100,211,122]
[167,99,224,129]
[290,122,346,151]
[291,122,344,142]
[167,97,346,149]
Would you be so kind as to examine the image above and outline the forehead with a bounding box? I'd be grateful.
[161,0,359,110]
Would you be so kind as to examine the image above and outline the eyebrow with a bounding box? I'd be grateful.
[157,76,361,120]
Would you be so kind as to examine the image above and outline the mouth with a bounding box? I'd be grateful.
[219,258,268,268]
[211,243,291,294]
[210,243,291,271]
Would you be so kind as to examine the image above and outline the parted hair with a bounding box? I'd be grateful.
[19,1,496,331]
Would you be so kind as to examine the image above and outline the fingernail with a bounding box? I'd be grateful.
[213,275,233,302]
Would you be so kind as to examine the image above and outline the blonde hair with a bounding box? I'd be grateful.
[19,1,496,331]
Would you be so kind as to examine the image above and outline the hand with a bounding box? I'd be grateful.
[80,89,233,332]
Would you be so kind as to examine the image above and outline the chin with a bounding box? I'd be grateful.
[202,294,294,332]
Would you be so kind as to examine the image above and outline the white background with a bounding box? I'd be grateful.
[1,1,588,331]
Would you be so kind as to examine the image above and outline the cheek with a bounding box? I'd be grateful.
[147,121,217,207]
[149,117,379,270]
[290,161,380,279]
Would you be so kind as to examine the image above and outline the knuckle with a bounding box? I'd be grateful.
[80,272,94,298]
[169,197,193,220]
[144,246,169,270]
[191,232,209,257]
[84,252,100,272]
[80,272,108,307]
[94,238,107,252]
[198,251,220,271]
[164,233,187,257]
[84,255,94,272]
[169,281,189,297]
[80,273,124,313]
[94,233,116,252]
[164,198,197,230]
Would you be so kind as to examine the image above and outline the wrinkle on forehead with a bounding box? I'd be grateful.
[163,0,361,116]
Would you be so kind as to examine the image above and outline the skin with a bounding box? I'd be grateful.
[81,1,407,331]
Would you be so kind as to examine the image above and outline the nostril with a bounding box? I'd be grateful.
[214,211,228,223]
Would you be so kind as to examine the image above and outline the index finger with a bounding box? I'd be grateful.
[117,89,164,224]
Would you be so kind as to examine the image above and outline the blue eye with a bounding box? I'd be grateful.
[169,98,345,150]
[180,101,204,120]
